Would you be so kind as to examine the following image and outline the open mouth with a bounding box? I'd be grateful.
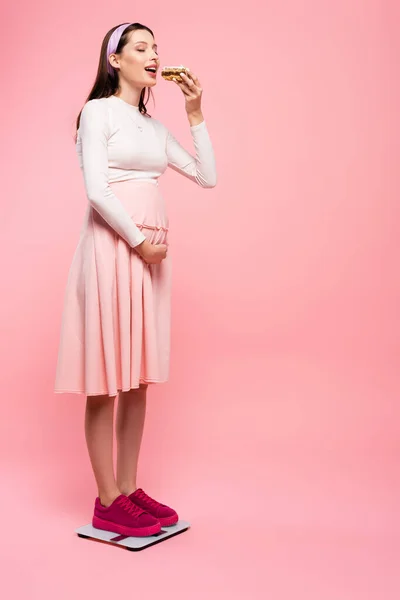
[145,67,157,74]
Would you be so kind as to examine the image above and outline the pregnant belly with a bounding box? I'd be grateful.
[109,179,169,245]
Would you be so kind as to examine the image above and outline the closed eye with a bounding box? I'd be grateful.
[137,49,158,55]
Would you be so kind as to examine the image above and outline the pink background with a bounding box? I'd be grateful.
[1,1,399,598]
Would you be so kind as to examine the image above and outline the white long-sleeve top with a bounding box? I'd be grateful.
[76,94,217,248]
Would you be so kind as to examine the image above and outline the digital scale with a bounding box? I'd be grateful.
[75,520,191,551]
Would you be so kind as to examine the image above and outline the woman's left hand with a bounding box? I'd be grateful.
[173,69,203,115]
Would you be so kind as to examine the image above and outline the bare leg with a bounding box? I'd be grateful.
[115,384,148,496]
[85,394,120,507]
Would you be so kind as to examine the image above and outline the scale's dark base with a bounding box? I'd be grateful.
[75,520,190,551]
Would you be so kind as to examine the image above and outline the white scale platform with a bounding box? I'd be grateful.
[76,520,190,551]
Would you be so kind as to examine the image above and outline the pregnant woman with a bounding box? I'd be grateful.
[54,22,217,537]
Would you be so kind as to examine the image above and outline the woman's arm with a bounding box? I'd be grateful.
[166,68,217,187]
[166,120,217,187]
[79,100,146,248]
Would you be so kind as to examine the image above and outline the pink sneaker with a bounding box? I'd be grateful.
[92,494,161,537]
[129,488,179,527]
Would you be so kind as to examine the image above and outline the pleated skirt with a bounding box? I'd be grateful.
[54,179,171,397]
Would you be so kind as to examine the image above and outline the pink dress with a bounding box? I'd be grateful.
[54,95,216,397]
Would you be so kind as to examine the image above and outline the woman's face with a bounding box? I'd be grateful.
[112,28,159,88]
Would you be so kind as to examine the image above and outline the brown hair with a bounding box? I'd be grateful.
[74,23,155,142]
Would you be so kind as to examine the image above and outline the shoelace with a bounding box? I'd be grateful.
[135,488,165,509]
[117,495,145,516]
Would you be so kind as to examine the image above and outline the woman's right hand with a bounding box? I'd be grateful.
[135,239,168,264]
